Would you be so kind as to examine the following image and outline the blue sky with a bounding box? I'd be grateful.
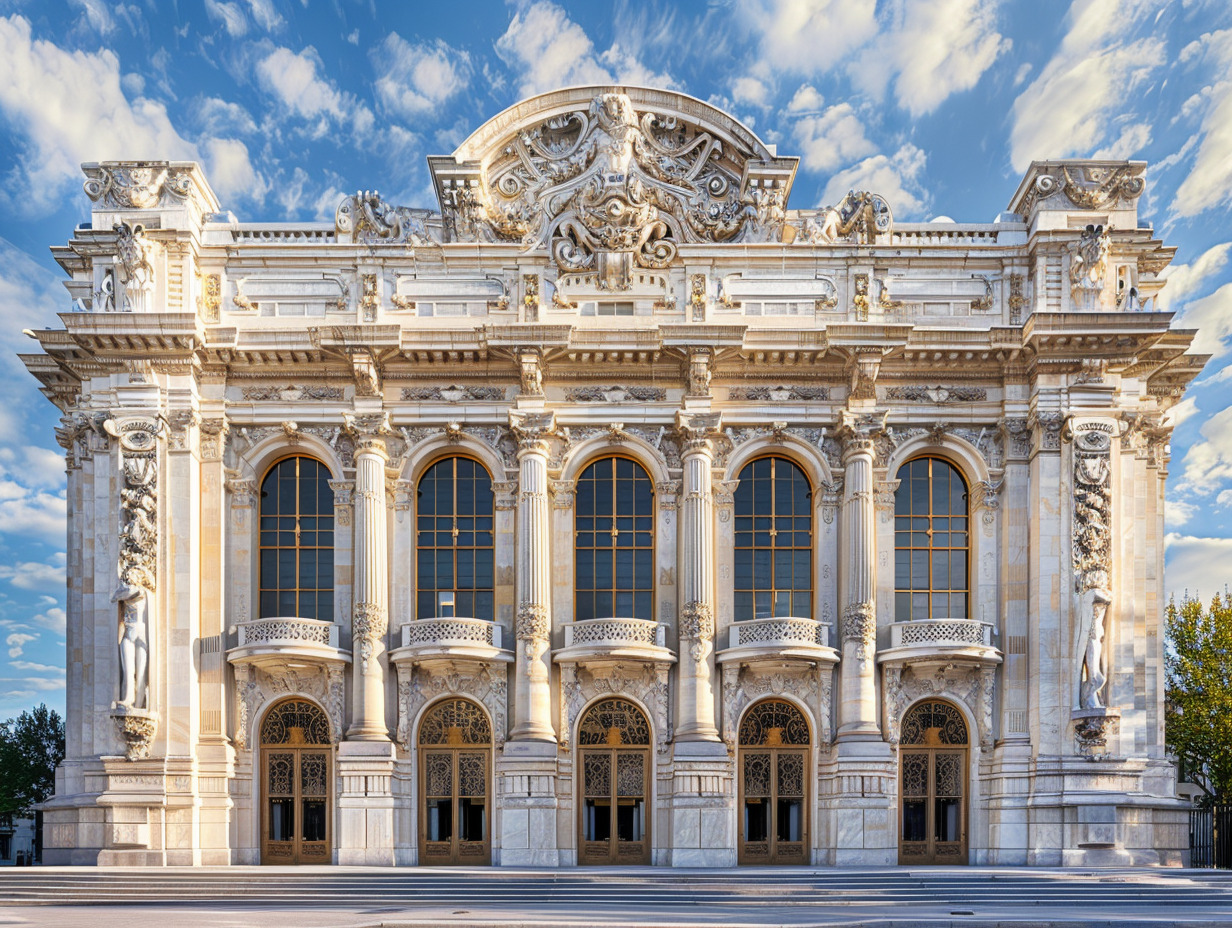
[0,0,1230,718]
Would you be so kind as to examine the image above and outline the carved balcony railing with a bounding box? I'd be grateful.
[877,619,1002,667]
[227,617,350,671]
[388,617,513,670]
[716,616,838,669]
[554,618,676,667]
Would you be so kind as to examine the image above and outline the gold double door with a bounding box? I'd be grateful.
[578,745,651,865]
[261,746,331,864]
[738,746,808,864]
[899,747,967,864]
[420,746,491,865]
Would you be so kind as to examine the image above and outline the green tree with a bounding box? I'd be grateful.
[0,704,65,817]
[1166,594,1232,805]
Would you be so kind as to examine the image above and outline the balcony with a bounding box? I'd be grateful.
[553,618,676,667]
[226,617,350,671]
[388,617,513,671]
[716,616,839,670]
[876,619,1002,668]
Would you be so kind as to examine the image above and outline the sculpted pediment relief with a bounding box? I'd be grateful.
[429,87,798,288]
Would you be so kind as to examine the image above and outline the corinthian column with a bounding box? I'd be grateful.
[348,434,390,740]
[675,411,721,742]
[510,411,556,741]
[838,417,879,737]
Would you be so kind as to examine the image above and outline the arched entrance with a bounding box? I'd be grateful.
[898,699,969,864]
[738,699,810,865]
[577,697,651,865]
[260,698,332,864]
[418,697,492,865]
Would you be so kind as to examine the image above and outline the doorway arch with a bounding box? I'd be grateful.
[576,697,652,865]
[898,699,969,864]
[418,697,493,864]
[738,699,810,864]
[259,698,332,864]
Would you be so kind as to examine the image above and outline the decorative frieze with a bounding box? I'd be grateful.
[728,385,830,402]
[241,385,345,402]
[564,385,667,403]
[400,384,505,402]
[83,163,195,208]
[884,385,987,404]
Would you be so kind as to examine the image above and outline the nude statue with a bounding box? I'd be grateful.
[1081,588,1111,709]
[113,566,151,710]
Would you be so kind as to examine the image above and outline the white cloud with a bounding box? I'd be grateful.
[731,76,773,109]
[9,660,62,675]
[69,0,115,35]
[786,85,825,113]
[1008,0,1165,172]
[744,0,1004,115]
[1158,242,1232,310]
[32,609,65,635]
[820,143,929,217]
[857,0,1010,117]
[1165,396,1200,429]
[0,560,66,592]
[1177,404,1232,496]
[1165,533,1232,601]
[203,137,268,203]
[495,1,674,97]
[1091,121,1152,160]
[374,34,472,120]
[205,0,247,37]
[740,0,878,74]
[345,29,359,46]
[1171,34,1232,219]
[312,186,346,222]
[256,45,374,137]
[244,0,284,32]
[0,15,265,209]
[1173,281,1232,360]
[6,632,34,658]
[1166,498,1197,527]
[195,97,258,137]
[791,103,877,173]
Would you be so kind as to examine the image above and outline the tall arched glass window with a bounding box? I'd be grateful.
[259,456,334,619]
[416,457,495,619]
[733,456,812,620]
[894,457,969,621]
[574,456,654,621]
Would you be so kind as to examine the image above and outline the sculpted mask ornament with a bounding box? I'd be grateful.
[444,91,794,288]
[83,163,193,209]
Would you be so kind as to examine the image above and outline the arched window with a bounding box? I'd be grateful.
[893,457,968,622]
[574,456,654,621]
[734,456,812,620]
[416,457,495,620]
[259,456,334,619]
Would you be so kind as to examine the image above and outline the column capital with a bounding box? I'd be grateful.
[343,410,394,447]
[515,602,550,642]
[674,410,722,457]
[509,409,559,457]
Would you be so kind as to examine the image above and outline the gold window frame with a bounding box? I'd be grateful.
[893,456,970,622]
[573,454,656,622]
[732,455,814,620]
[414,454,496,620]
[258,455,335,620]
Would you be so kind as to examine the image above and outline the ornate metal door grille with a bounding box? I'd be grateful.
[418,698,491,865]
[577,698,651,865]
[259,698,332,865]
[738,699,809,865]
[898,699,968,864]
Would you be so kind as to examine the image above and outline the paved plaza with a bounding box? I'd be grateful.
[2,867,1232,927]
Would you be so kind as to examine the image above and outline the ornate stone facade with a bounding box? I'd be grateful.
[25,90,1201,869]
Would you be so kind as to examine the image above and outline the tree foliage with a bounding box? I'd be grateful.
[0,704,65,817]
[1166,594,1232,805]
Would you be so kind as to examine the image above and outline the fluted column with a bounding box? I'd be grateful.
[676,413,720,742]
[511,415,555,741]
[838,429,879,736]
[348,435,390,740]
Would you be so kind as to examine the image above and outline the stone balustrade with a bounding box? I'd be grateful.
[227,617,349,671]
[554,618,675,666]
[716,615,838,670]
[388,617,513,670]
[878,619,1001,667]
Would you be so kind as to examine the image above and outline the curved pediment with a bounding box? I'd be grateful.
[428,85,799,288]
